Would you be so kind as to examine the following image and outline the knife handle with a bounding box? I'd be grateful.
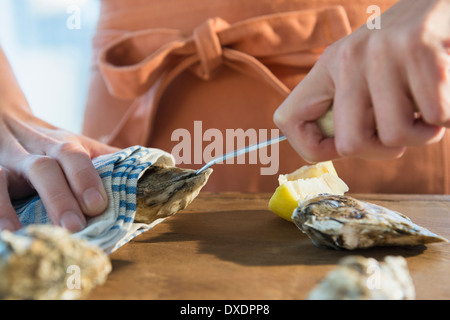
[316,108,335,138]
[317,103,422,139]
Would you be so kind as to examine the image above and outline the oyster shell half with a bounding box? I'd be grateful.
[292,194,448,250]
[134,165,212,224]
[308,255,415,300]
[0,225,111,300]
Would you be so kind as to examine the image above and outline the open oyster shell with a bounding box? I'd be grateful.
[134,165,212,224]
[308,255,415,300]
[292,194,448,250]
[0,225,111,300]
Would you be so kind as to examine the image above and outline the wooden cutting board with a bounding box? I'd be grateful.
[87,192,450,300]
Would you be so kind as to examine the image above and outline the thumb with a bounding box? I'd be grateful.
[273,59,338,162]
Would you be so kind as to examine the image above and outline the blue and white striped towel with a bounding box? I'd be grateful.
[13,146,175,254]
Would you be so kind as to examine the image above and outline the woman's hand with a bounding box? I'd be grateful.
[274,0,450,163]
[0,114,120,232]
[0,49,120,232]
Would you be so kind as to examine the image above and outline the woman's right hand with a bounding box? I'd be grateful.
[0,49,120,232]
[273,0,449,163]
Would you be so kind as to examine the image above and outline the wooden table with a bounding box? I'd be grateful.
[88,193,450,300]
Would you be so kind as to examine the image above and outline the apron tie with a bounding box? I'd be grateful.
[96,5,351,146]
[193,18,229,80]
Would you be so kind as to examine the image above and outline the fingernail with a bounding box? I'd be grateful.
[60,211,86,232]
[83,188,106,213]
[0,218,16,232]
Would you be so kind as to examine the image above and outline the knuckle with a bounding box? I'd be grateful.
[314,49,335,77]
[319,44,336,62]
[26,155,57,173]
[399,24,424,51]
[335,137,362,157]
[302,146,324,163]
[420,100,450,125]
[291,141,327,164]
[300,150,326,164]
[72,166,98,186]
[273,108,286,128]
[47,190,73,206]
[51,141,86,158]
[366,33,385,55]
[403,27,437,65]
[336,43,357,71]
[378,129,408,147]
[316,38,353,76]
[403,32,420,52]
[273,99,298,130]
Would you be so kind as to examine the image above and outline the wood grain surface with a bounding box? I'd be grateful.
[88,192,450,300]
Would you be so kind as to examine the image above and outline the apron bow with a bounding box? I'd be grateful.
[98,6,351,99]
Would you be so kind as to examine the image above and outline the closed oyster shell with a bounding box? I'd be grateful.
[308,255,415,300]
[135,165,212,224]
[292,194,448,250]
[0,224,111,300]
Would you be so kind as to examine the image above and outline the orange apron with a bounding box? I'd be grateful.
[83,0,450,194]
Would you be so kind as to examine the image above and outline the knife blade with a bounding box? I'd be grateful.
[196,134,287,175]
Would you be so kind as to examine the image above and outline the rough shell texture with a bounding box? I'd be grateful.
[0,164,211,299]
[292,194,448,250]
[308,255,415,300]
[0,224,111,300]
[134,165,212,224]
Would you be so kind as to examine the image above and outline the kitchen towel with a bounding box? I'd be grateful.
[13,146,175,254]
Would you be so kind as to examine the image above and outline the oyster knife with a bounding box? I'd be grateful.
[196,134,287,174]
[195,108,335,175]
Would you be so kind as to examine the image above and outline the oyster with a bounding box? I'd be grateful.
[292,194,448,250]
[0,224,111,300]
[134,165,212,224]
[0,164,211,300]
[308,255,415,300]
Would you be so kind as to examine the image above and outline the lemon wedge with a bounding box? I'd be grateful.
[278,161,338,184]
[268,183,299,222]
[269,162,348,222]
